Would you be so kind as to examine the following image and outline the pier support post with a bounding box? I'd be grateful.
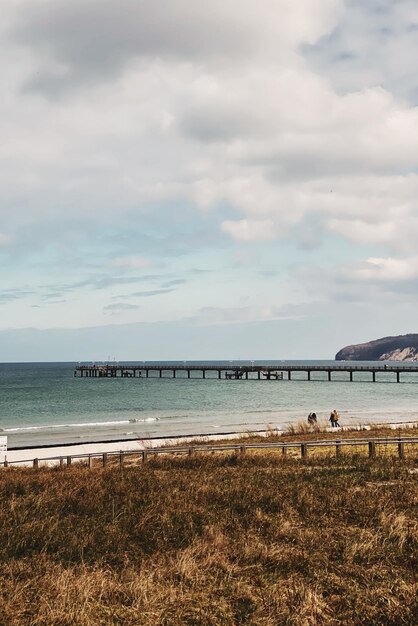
[202,370,206,379]
[218,370,221,379]
[187,370,190,379]
[288,371,291,380]
[245,371,248,380]
[173,370,176,378]
[159,369,162,378]
[398,442,405,459]
[372,371,376,382]
[396,371,400,383]
[146,369,149,378]
[328,371,331,382]
[258,371,261,380]
[301,444,308,459]
[368,441,376,459]
[307,370,311,381]
[350,371,353,382]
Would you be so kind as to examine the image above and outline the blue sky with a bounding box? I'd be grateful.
[1,0,418,361]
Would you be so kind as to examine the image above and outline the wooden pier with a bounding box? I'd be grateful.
[74,363,418,383]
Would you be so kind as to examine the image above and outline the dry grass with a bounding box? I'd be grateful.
[0,452,417,625]
[284,420,323,436]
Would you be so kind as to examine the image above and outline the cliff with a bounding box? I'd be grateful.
[335,334,418,361]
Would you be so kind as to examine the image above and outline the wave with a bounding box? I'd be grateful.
[244,409,276,414]
[2,417,160,433]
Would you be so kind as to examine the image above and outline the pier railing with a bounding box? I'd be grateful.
[3,436,418,468]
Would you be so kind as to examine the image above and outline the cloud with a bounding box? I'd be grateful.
[129,288,175,298]
[0,289,33,305]
[305,0,418,103]
[12,0,341,94]
[192,302,314,325]
[111,256,150,270]
[1,0,418,345]
[104,302,140,314]
[341,256,418,283]
[160,278,187,288]
[221,219,277,242]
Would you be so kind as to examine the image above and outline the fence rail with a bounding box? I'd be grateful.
[3,437,418,468]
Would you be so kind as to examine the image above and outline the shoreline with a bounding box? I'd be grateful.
[4,419,417,466]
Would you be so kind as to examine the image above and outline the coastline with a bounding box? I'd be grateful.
[5,419,417,466]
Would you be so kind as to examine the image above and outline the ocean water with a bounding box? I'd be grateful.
[1,361,418,448]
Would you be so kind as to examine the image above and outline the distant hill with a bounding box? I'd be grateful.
[335,334,418,361]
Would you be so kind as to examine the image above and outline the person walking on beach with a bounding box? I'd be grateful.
[308,412,317,425]
[329,410,340,428]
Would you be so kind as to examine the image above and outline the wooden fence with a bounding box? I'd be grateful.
[2,437,418,469]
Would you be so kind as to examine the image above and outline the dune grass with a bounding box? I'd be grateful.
[0,451,417,625]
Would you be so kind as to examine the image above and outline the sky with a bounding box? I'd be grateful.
[1,0,418,361]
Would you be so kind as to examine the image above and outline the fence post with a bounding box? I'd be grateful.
[368,441,376,459]
[119,452,125,470]
[398,441,405,459]
[240,446,246,455]
[142,450,148,463]
[3,459,8,468]
[282,446,287,457]
[336,440,341,458]
[59,457,64,468]
[102,453,108,467]
[188,447,194,457]
[67,456,72,467]
[88,455,93,469]
[301,443,308,459]
[33,458,39,469]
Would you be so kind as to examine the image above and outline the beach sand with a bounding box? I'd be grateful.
[4,420,417,467]
[5,432,252,467]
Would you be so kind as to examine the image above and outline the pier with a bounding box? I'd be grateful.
[74,363,418,383]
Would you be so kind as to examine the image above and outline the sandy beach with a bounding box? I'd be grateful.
[5,431,254,466]
[4,420,417,467]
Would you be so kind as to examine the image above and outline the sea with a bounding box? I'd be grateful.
[1,361,418,449]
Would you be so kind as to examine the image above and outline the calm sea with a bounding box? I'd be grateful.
[1,361,417,448]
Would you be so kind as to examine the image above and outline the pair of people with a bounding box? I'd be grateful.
[307,412,317,425]
[329,409,340,427]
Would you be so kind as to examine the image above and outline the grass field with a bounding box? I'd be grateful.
[0,439,416,625]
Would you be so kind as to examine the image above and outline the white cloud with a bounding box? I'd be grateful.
[221,219,276,242]
[111,256,150,270]
[344,256,418,283]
